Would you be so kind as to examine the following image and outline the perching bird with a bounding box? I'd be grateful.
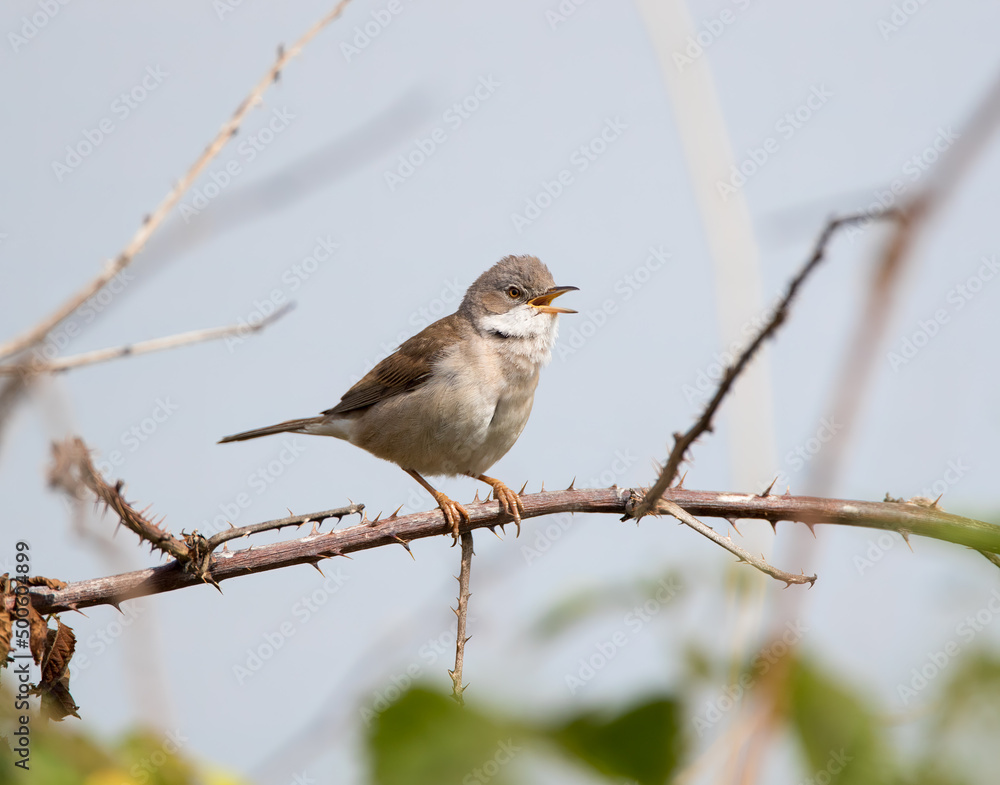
[220,255,576,540]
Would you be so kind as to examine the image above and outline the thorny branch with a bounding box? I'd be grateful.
[449,532,474,704]
[27,485,1000,615]
[47,436,362,588]
[0,0,354,365]
[632,209,903,520]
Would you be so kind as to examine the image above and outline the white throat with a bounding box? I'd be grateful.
[478,306,560,366]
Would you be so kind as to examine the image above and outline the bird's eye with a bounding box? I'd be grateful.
[507,286,521,299]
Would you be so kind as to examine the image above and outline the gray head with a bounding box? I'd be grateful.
[460,255,577,327]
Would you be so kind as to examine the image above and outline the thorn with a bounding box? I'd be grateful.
[540,480,545,493]
[675,471,688,489]
[286,508,295,517]
[519,480,529,495]
[769,519,778,533]
[488,525,503,540]
[759,477,778,497]
[309,521,320,536]
[805,522,816,537]
[392,535,415,560]
[309,561,325,576]
[784,486,791,496]
[371,510,383,525]
[727,518,741,536]
[221,543,229,553]
[473,489,481,503]
[108,600,123,614]
[387,504,404,520]
[566,476,576,491]
[901,531,913,551]
[932,493,943,509]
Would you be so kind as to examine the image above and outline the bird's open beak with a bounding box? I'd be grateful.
[529,285,579,315]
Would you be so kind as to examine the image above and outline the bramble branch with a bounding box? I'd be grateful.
[28,486,1000,614]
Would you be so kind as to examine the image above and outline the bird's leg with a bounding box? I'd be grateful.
[468,473,524,537]
[404,469,469,544]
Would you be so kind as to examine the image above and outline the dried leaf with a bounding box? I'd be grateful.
[36,673,80,721]
[40,618,75,684]
[27,605,49,666]
[0,606,11,666]
[25,576,68,591]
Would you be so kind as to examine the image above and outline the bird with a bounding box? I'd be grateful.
[219,255,577,541]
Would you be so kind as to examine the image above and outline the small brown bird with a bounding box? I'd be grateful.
[220,255,577,539]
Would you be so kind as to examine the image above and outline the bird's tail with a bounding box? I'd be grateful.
[218,416,325,444]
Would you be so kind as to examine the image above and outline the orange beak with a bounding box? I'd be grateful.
[529,285,578,315]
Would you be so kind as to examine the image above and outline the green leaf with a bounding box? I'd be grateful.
[544,697,682,785]
[788,658,893,785]
[367,686,519,785]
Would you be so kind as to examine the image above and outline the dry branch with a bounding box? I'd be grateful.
[0,0,353,364]
[633,209,902,520]
[28,487,1000,615]
[0,303,294,376]
[449,532,474,704]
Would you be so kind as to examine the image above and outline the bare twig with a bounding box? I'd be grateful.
[0,0,354,364]
[0,304,294,376]
[659,500,814,587]
[633,210,902,519]
[28,487,1000,614]
[205,504,363,551]
[809,68,1000,493]
[48,438,189,565]
[449,532,474,704]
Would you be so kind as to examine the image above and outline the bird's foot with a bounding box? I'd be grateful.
[476,475,524,537]
[431,491,470,545]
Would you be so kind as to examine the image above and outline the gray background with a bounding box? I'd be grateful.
[2,1,999,782]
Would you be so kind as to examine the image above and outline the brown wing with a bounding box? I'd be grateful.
[322,313,466,417]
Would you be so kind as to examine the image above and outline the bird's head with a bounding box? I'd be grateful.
[461,255,578,346]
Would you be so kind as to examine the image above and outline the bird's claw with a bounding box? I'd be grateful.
[487,480,524,537]
[432,492,470,545]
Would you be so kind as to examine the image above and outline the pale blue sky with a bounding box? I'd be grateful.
[2,1,999,782]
